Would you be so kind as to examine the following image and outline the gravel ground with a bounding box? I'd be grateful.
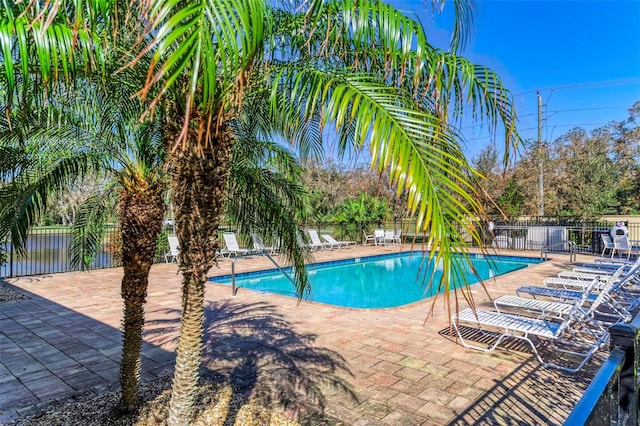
[0,283,30,303]
[6,375,302,426]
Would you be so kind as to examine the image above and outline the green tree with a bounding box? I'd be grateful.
[472,144,507,217]
[333,193,390,241]
[497,177,525,220]
[0,82,167,411]
[511,139,554,217]
[609,101,640,214]
[1,1,520,423]
[551,128,617,218]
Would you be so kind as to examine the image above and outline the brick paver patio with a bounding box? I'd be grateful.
[0,245,606,424]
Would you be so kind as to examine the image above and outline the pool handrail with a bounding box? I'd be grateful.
[541,240,577,263]
[230,251,296,297]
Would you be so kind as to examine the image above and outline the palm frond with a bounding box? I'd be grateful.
[0,1,111,111]
[0,151,93,253]
[138,0,266,146]
[296,1,519,163]
[429,0,475,53]
[274,67,488,294]
[227,111,312,298]
[69,187,117,269]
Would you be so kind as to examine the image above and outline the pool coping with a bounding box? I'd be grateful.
[209,250,545,282]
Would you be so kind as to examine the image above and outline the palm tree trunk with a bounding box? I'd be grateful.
[166,121,233,425]
[118,187,165,411]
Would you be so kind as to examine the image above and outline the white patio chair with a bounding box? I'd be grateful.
[363,230,377,246]
[601,234,615,257]
[374,228,385,246]
[612,236,638,259]
[322,234,356,249]
[164,235,180,263]
[453,278,609,373]
[382,230,397,246]
[222,232,252,257]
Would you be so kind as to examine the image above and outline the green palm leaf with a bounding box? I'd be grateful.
[139,0,266,144]
[70,187,116,270]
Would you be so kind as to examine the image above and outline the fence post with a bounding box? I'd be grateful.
[609,320,639,425]
[9,237,13,278]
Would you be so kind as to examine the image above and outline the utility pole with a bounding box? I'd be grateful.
[537,91,545,217]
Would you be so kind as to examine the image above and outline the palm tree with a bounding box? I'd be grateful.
[137,2,519,422]
[1,1,520,423]
[0,81,167,411]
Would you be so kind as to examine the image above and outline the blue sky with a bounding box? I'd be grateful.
[389,0,640,159]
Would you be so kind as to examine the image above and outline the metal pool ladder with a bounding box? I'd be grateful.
[230,251,296,296]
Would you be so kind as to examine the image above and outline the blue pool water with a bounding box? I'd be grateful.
[210,252,543,309]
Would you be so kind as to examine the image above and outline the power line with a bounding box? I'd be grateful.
[512,78,640,97]
[458,105,629,130]
[548,122,612,127]
[464,127,537,142]
[547,105,630,114]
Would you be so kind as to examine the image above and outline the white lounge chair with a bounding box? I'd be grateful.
[577,256,640,272]
[516,267,639,322]
[297,233,323,251]
[322,234,356,249]
[494,277,629,326]
[307,229,334,250]
[453,279,609,373]
[251,233,276,255]
[221,232,252,257]
[544,266,627,291]
[515,287,635,326]
[165,235,180,263]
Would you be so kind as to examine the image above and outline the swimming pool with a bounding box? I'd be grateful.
[210,252,543,309]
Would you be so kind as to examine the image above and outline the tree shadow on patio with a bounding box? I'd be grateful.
[146,300,357,424]
[439,325,602,425]
[446,358,601,425]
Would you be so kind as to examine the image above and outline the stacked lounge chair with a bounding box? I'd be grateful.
[453,256,640,373]
[453,277,609,373]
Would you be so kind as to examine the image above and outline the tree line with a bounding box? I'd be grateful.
[474,101,640,220]
[33,98,640,233]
